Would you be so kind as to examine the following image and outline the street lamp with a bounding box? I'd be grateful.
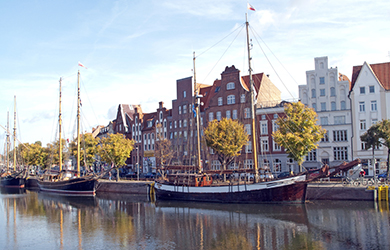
[136,146,139,181]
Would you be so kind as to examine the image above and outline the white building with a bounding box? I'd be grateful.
[299,56,352,169]
[349,61,390,176]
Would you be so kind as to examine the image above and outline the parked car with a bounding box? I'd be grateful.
[277,172,291,179]
[144,172,156,179]
[378,172,388,179]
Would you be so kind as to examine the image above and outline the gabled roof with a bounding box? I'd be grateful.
[351,62,390,90]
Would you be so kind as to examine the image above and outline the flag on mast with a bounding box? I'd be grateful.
[247,3,256,11]
[78,61,88,69]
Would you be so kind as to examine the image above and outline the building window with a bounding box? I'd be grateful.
[331,101,336,111]
[174,121,177,128]
[371,100,377,111]
[321,102,326,111]
[261,115,266,120]
[360,120,366,130]
[245,124,251,135]
[321,131,329,142]
[244,108,251,118]
[306,150,317,161]
[340,101,346,110]
[218,97,223,106]
[226,110,231,119]
[227,95,235,104]
[320,117,328,125]
[232,110,237,119]
[240,94,245,103]
[209,112,214,121]
[183,119,187,127]
[273,140,281,151]
[360,87,365,94]
[227,82,235,90]
[372,119,378,125]
[261,138,269,152]
[334,116,345,125]
[311,89,316,98]
[333,146,348,161]
[179,120,182,128]
[216,111,221,121]
[244,159,253,169]
[183,91,186,98]
[319,77,325,84]
[179,106,182,114]
[330,87,336,96]
[333,130,347,142]
[272,120,279,132]
[359,102,365,112]
[320,89,325,96]
[312,103,316,111]
[369,85,375,93]
[273,159,282,172]
[183,105,187,114]
[246,141,252,153]
[261,121,268,135]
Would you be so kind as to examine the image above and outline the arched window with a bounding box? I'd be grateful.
[227,82,235,90]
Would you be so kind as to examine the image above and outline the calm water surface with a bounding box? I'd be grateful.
[1,187,390,250]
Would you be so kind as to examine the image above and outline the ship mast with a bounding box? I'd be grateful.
[193,52,202,173]
[6,110,9,172]
[59,77,62,172]
[13,96,17,171]
[77,71,81,177]
[246,14,259,182]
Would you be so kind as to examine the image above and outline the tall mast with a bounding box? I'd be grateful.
[6,110,9,172]
[59,77,62,172]
[77,71,81,177]
[246,14,259,182]
[193,52,202,173]
[13,96,16,171]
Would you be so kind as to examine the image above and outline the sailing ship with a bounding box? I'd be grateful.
[38,70,99,195]
[154,16,308,203]
[0,96,26,188]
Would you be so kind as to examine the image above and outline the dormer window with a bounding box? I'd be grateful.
[227,82,235,90]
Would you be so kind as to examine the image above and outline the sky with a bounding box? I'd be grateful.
[0,0,389,151]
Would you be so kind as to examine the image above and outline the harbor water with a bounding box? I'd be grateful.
[1,187,390,250]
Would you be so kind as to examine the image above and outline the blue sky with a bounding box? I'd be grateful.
[0,0,389,150]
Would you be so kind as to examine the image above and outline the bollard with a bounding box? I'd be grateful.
[378,185,389,201]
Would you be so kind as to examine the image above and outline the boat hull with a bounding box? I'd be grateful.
[38,178,98,195]
[0,176,25,188]
[154,175,307,204]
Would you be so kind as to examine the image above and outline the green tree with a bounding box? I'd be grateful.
[69,133,99,168]
[98,133,135,180]
[204,118,248,175]
[272,102,326,172]
[377,120,390,178]
[44,139,67,169]
[362,120,390,179]
[21,142,46,167]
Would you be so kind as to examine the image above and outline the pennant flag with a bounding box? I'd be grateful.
[247,3,256,11]
[78,61,88,69]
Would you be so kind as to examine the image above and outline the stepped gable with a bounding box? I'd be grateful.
[351,62,390,90]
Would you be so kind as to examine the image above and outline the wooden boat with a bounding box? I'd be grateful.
[154,16,308,204]
[38,69,98,195]
[0,96,26,188]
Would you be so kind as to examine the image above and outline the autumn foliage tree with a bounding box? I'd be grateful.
[204,118,248,173]
[272,102,326,172]
[69,133,99,168]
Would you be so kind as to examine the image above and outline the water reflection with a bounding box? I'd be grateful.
[1,188,390,250]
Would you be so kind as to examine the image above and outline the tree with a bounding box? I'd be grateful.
[98,133,135,180]
[272,102,326,172]
[155,124,174,170]
[377,120,390,178]
[362,120,390,179]
[44,139,68,169]
[20,142,46,168]
[204,118,248,175]
[69,133,99,168]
